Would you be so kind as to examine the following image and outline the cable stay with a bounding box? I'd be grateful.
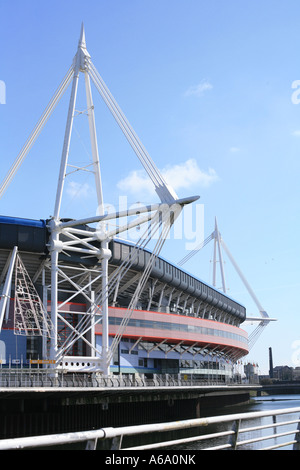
[177,232,214,266]
[88,61,178,204]
[0,66,74,201]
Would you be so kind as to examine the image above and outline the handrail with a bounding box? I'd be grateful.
[0,406,299,450]
[0,369,253,389]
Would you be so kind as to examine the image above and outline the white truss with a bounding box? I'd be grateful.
[0,247,55,339]
[14,254,55,338]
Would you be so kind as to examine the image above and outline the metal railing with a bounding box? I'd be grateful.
[0,368,246,388]
[0,406,299,450]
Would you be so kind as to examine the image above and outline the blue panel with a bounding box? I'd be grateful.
[0,216,47,252]
[0,216,46,228]
[0,329,27,364]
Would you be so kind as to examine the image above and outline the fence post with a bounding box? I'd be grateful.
[85,438,98,450]
[293,419,300,450]
[111,435,123,450]
[228,419,241,450]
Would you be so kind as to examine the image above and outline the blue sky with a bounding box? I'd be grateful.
[1,0,300,374]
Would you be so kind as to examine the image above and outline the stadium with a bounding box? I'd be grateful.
[0,214,248,382]
[0,26,260,384]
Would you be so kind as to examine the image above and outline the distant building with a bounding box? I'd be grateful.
[244,362,259,384]
[272,365,294,381]
[293,367,300,380]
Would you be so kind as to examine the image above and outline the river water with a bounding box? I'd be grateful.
[170,394,300,451]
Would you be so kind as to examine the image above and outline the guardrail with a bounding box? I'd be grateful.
[0,406,299,450]
[0,369,245,388]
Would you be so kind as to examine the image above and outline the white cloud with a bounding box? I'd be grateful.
[163,159,218,189]
[291,130,300,136]
[117,159,218,197]
[184,80,213,97]
[66,181,93,199]
[117,170,154,196]
[229,147,241,153]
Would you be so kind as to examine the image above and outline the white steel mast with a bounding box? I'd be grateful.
[178,218,275,350]
[0,25,199,375]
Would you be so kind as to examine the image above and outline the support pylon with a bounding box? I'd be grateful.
[0,25,199,374]
[212,217,226,293]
